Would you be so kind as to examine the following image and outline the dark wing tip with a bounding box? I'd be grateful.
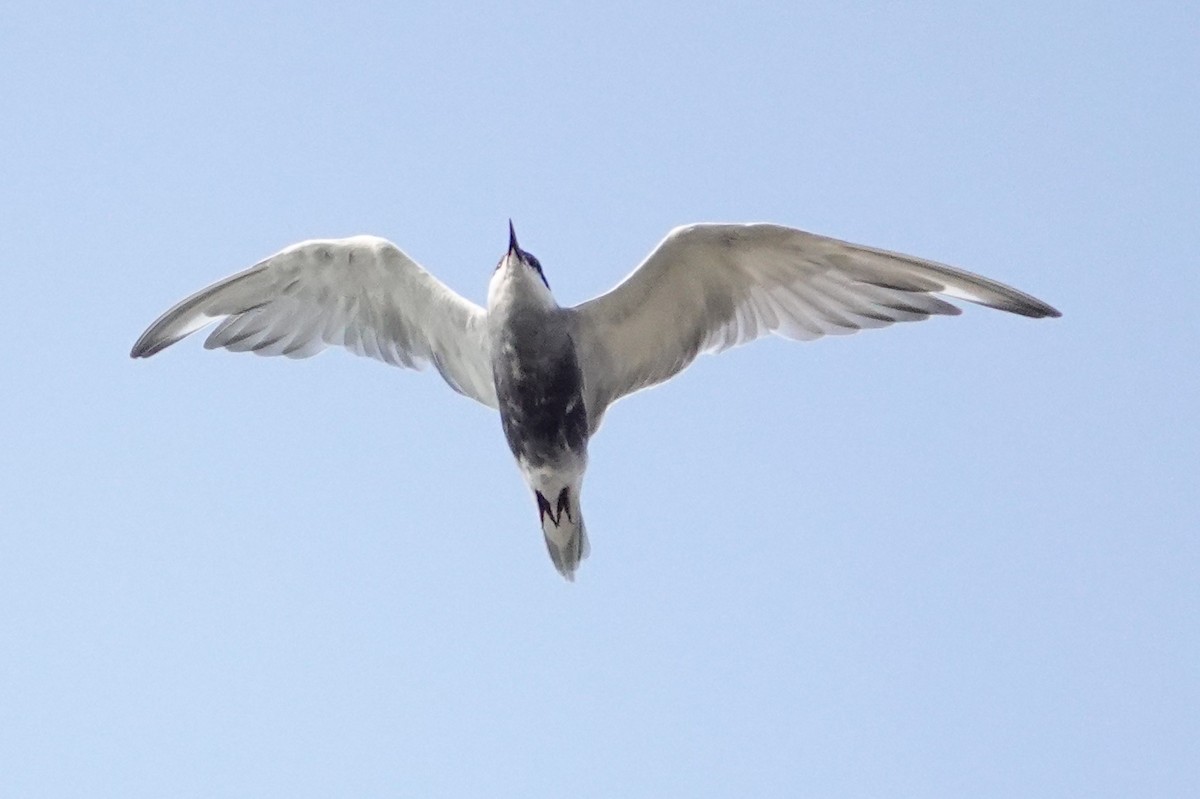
[130,328,184,358]
[130,337,153,359]
[1009,298,1063,319]
[129,340,159,359]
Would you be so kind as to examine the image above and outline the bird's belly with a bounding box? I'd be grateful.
[493,346,589,470]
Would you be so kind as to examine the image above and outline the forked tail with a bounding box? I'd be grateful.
[536,486,589,580]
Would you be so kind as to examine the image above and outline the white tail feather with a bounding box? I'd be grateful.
[535,485,589,580]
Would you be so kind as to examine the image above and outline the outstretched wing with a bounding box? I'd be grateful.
[572,223,1059,423]
[131,235,498,407]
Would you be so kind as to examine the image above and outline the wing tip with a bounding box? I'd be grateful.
[131,318,202,358]
[1004,298,1062,319]
[129,334,169,359]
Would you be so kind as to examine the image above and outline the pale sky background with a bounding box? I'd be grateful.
[2,2,1197,797]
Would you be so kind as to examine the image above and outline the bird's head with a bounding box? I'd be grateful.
[500,220,549,290]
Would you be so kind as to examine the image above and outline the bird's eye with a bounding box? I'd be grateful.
[524,254,549,288]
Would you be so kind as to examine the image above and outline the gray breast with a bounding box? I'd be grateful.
[492,321,589,469]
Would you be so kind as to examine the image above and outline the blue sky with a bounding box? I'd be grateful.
[2,2,1196,796]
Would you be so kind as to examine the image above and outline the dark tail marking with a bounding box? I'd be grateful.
[536,487,572,527]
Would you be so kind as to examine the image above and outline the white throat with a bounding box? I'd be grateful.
[487,255,556,315]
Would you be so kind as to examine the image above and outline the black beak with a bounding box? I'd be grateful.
[508,220,519,255]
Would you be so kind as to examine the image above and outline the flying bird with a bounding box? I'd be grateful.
[132,222,1060,579]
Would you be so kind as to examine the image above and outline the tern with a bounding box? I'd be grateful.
[132,221,1060,579]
